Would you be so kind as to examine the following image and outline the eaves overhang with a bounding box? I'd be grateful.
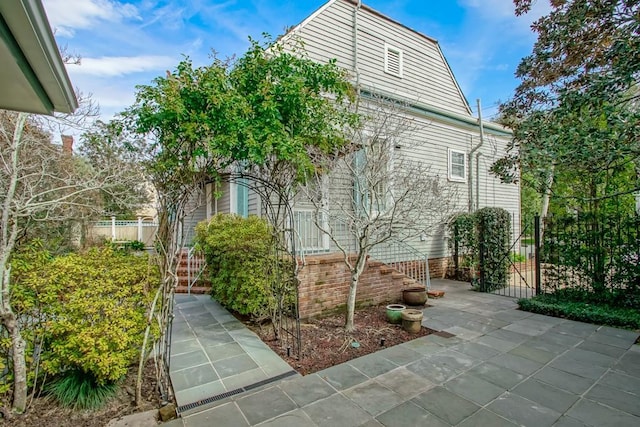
[0,0,77,115]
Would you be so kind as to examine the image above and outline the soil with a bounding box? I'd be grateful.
[1,360,160,427]
[249,304,435,375]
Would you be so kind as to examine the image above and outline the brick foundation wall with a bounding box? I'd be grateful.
[297,253,450,319]
[428,257,449,279]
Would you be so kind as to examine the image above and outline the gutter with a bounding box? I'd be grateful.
[0,0,77,114]
[469,99,485,211]
[352,1,362,109]
[359,89,511,137]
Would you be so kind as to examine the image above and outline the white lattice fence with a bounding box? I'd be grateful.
[89,217,158,247]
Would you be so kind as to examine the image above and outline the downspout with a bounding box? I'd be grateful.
[353,0,362,107]
[469,98,485,211]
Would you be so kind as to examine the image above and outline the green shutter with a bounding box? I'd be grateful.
[236,178,248,217]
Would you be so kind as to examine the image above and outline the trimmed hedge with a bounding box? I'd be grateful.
[518,295,640,330]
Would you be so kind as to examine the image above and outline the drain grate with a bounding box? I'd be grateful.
[176,370,298,414]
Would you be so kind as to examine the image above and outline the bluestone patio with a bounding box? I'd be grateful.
[164,279,640,426]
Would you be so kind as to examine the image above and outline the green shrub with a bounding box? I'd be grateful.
[448,213,477,267]
[108,239,146,253]
[518,294,640,330]
[510,252,527,263]
[47,370,118,410]
[449,208,512,291]
[477,207,511,292]
[195,214,276,319]
[10,246,160,386]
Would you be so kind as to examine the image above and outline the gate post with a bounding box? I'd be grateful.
[454,223,459,278]
[479,239,486,292]
[534,215,542,295]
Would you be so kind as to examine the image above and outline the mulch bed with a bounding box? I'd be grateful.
[249,304,434,375]
[1,360,160,427]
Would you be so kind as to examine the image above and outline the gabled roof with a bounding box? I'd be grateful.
[0,0,77,115]
[282,0,472,115]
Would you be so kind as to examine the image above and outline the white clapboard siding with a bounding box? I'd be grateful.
[287,0,471,116]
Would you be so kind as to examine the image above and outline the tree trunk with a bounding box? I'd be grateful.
[135,284,162,407]
[1,268,27,413]
[345,252,368,332]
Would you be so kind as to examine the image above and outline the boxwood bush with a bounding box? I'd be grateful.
[195,214,277,320]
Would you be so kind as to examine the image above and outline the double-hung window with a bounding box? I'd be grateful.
[448,148,467,182]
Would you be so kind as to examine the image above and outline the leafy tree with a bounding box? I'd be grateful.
[122,35,357,397]
[80,120,151,219]
[493,0,640,216]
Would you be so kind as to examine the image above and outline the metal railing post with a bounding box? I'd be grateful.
[534,215,542,295]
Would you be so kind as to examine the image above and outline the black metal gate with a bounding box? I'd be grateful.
[478,215,541,298]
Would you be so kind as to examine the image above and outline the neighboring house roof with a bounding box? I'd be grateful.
[0,0,77,115]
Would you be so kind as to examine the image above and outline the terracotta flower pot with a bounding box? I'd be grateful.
[385,304,406,324]
[402,287,427,306]
[401,308,423,334]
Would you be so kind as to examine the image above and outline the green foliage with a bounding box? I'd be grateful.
[518,293,640,330]
[476,208,512,292]
[47,370,118,410]
[9,246,160,386]
[519,172,541,227]
[80,120,150,218]
[448,213,477,267]
[510,253,526,263]
[543,213,640,306]
[494,1,640,215]
[449,208,511,291]
[195,214,276,318]
[109,239,146,253]
[124,35,358,190]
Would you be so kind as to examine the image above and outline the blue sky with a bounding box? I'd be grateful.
[42,0,550,122]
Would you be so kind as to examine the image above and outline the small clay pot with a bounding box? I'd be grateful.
[402,287,428,306]
[401,308,424,334]
[386,304,406,324]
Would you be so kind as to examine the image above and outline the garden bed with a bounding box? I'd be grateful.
[248,304,434,375]
[518,294,640,330]
[1,360,160,427]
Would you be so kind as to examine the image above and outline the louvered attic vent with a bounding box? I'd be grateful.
[385,44,403,77]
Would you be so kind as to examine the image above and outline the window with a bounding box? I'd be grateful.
[384,44,403,78]
[294,210,330,254]
[448,149,467,182]
[353,137,393,216]
[231,177,249,217]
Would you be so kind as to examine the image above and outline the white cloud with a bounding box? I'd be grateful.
[67,55,176,77]
[43,0,139,37]
[458,0,551,31]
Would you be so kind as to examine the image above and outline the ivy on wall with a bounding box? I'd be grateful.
[449,207,511,291]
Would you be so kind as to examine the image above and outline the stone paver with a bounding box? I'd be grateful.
[412,386,480,425]
[169,295,296,411]
[171,280,640,427]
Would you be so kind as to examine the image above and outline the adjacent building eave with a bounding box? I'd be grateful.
[0,0,77,115]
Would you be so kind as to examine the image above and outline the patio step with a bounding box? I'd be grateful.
[175,284,210,294]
